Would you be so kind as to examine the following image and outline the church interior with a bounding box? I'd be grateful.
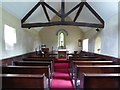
[0,0,120,89]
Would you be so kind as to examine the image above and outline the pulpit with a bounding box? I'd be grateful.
[58,49,68,58]
[41,48,49,57]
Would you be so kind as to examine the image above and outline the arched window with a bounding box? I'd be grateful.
[58,32,65,49]
[56,29,68,49]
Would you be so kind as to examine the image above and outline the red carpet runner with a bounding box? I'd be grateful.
[50,58,74,90]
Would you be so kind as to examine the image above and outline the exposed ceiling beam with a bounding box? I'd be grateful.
[22,22,104,28]
[43,2,61,17]
[21,1,104,29]
[21,2,41,23]
[74,2,84,22]
[65,2,82,17]
[41,3,50,22]
[61,1,65,22]
[84,2,104,24]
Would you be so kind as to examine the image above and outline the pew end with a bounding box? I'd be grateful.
[79,73,120,89]
[1,73,48,90]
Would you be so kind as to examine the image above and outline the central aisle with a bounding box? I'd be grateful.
[50,58,74,90]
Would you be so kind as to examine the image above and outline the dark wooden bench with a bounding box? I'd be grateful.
[13,61,53,74]
[71,60,113,78]
[2,65,51,87]
[23,57,55,61]
[69,57,105,61]
[79,73,120,89]
[1,74,47,90]
[69,57,107,75]
[75,65,120,87]
[73,60,113,66]
[69,57,106,67]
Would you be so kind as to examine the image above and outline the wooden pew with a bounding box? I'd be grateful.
[69,57,106,75]
[23,57,55,61]
[1,74,47,90]
[75,65,120,87]
[73,60,113,66]
[2,65,51,87]
[79,73,120,89]
[13,61,53,74]
[69,57,105,61]
[71,60,113,78]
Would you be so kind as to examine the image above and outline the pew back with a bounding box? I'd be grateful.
[73,61,113,66]
[2,65,50,78]
[13,61,53,73]
[79,73,120,89]
[75,65,120,87]
[69,57,105,61]
[71,60,113,78]
[1,74,47,90]
[76,65,120,78]
[23,57,55,61]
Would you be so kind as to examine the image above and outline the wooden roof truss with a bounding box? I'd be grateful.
[21,1,104,29]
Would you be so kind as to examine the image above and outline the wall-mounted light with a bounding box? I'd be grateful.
[96,28,100,32]
[78,39,82,47]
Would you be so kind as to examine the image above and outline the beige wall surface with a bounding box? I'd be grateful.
[84,14,118,57]
[83,28,98,52]
[0,4,2,59]
[39,15,83,53]
[39,25,83,53]
[118,1,120,58]
[100,14,118,57]
[0,7,41,59]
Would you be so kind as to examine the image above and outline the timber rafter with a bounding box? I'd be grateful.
[21,1,104,29]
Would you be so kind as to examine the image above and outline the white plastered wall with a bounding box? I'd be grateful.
[0,3,2,59]
[84,14,118,57]
[0,7,41,59]
[39,15,84,53]
[39,26,83,53]
[100,14,118,57]
[118,1,120,58]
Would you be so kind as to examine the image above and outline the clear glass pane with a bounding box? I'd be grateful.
[60,32,64,46]
[4,24,16,50]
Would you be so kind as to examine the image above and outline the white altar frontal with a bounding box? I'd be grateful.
[58,49,68,58]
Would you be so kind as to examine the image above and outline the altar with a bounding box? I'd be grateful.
[58,49,68,58]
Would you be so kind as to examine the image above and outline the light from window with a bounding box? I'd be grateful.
[60,33,64,46]
[94,36,101,53]
[4,24,16,50]
[82,39,88,51]
[58,32,65,49]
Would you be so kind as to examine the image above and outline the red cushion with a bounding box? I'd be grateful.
[50,79,74,89]
[53,72,71,80]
